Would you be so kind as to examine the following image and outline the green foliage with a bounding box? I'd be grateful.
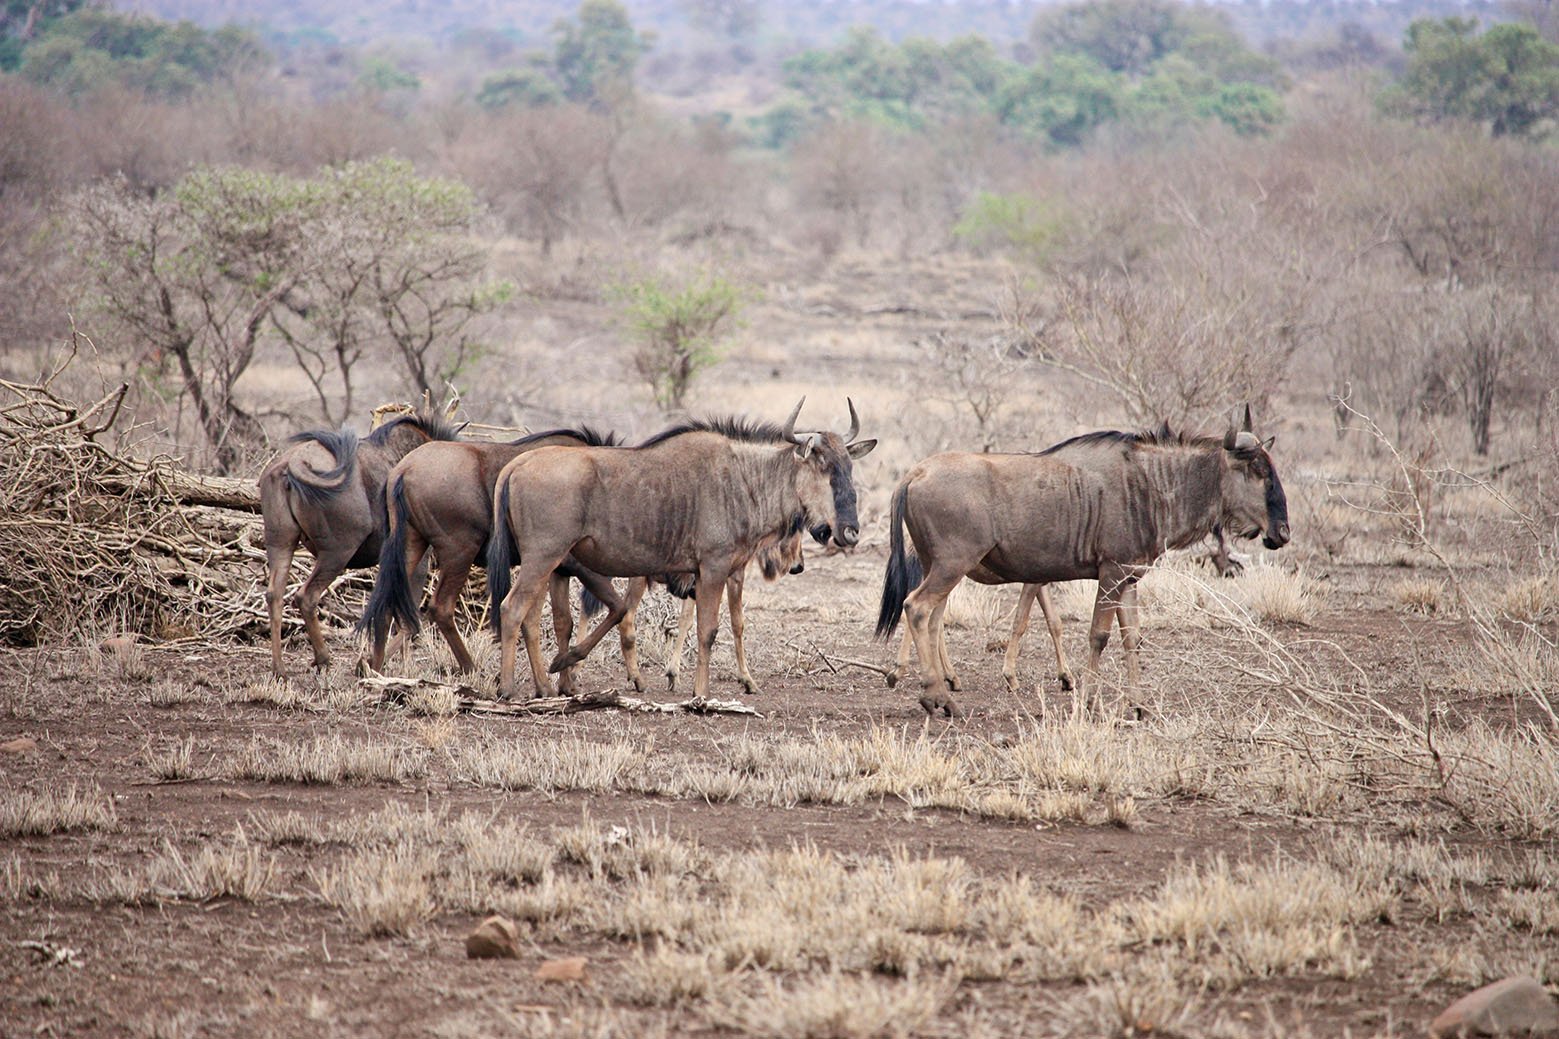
[953,192,1068,263]
[1386,17,1559,137]
[0,0,88,71]
[552,0,652,107]
[771,2,1284,148]
[782,27,1013,131]
[357,56,420,94]
[476,64,562,109]
[17,10,266,98]
[615,270,748,412]
[998,53,1123,147]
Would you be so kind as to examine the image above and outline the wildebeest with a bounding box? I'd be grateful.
[259,406,462,677]
[885,426,1245,697]
[487,399,876,700]
[358,426,629,691]
[617,531,807,695]
[877,407,1289,717]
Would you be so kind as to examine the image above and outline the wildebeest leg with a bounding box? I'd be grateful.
[615,578,648,693]
[296,547,356,671]
[887,628,915,689]
[1116,578,1144,718]
[904,567,963,717]
[728,571,758,695]
[496,560,561,701]
[425,546,477,674]
[549,575,576,696]
[690,566,730,700]
[1036,583,1074,693]
[666,597,695,691]
[547,570,629,678]
[1080,567,1129,718]
[265,537,297,678]
[930,599,959,691]
[1002,583,1038,694]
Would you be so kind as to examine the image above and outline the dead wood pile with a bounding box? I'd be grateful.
[1,374,311,646]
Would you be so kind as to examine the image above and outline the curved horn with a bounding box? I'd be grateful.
[844,398,860,443]
[1229,431,1259,452]
[781,397,806,444]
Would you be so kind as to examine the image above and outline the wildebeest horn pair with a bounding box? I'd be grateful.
[781,397,864,457]
[1223,403,1258,452]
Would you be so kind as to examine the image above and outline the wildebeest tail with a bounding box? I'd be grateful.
[359,475,419,643]
[580,583,605,617]
[876,481,922,639]
[486,478,516,634]
[284,428,358,506]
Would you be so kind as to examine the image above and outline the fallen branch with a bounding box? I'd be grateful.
[360,676,761,718]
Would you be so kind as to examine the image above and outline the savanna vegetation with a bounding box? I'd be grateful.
[2,0,1558,1035]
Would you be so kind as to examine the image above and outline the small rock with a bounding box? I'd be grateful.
[534,956,588,982]
[1,737,39,755]
[464,915,520,960]
[99,635,137,655]
[1431,976,1559,1038]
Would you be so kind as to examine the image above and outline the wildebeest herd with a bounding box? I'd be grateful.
[260,399,1289,717]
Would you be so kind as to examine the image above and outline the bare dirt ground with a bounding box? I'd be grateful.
[4,536,1556,1039]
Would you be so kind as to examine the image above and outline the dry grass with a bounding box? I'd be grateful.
[146,680,205,706]
[448,731,650,792]
[1392,577,1448,615]
[705,970,955,1039]
[232,733,429,785]
[312,842,437,936]
[229,676,371,712]
[1497,575,1559,623]
[0,782,117,838]
[1232,562,1322,625]
[83,833,281,903]
[141,734,199,781]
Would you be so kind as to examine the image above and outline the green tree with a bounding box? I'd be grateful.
[0,0,88,71]
[552,0,652,107]
[615,269,748,412]
[1387,18,1559,137]
[476,64,562,109]
[18,10,265,98]
[997,54,1124,147]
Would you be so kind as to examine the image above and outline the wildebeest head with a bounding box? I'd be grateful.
[1220,405,1290,550]
[781,398,877,549]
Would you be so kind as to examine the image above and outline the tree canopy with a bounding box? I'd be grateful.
[16,9,266,97]
[1386,17,1559,137]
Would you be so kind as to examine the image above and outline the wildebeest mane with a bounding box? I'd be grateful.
[1038,425,1221,457]
[637,415,790,448]
[510,425,623,448]
[365,411,462,447]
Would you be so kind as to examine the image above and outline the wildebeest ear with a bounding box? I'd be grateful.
[847,438,877,459]
[1262,434,1275,451]
[793,432,820,459]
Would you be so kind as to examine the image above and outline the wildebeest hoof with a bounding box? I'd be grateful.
[548,649,585,674]
[884,671,898,689]
[944,675,961,692]
[1058,672,1075,692]
[738,678,760,696]
[919,695,960,719]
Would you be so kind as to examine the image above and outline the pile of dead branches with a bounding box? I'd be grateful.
[0,370,283,646]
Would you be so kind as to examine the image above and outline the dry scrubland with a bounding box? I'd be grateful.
[4,66,1559,1039]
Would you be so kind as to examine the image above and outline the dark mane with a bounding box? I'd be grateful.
[637,415,790,448]
[365,411,462,447]
[510,425,623,448]
[1039,424,1218,456]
